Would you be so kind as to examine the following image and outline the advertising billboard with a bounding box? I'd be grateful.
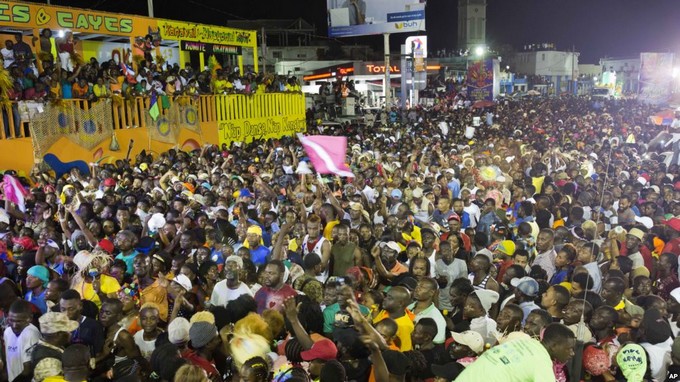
[466,59,494,101]
[639,52,674,105]
[327,0,426,38]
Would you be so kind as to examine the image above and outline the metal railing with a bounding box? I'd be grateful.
[0,92,306,140]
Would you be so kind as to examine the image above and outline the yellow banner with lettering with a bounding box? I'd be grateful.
[215,93,306,145]
[218,116,307,146]
[0,1,154,35]
[157,20,257,48]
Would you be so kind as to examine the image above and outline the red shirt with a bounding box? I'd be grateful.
[254,284,297,314]
[182,350,222,381]
[496,259,514,283]
[663,238,680,256]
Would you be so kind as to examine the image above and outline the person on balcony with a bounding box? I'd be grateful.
[93,77,110,99]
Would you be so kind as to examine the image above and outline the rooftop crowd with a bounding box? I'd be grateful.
[0,92,679,382]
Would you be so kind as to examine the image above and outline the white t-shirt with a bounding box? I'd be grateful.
[133,330,158,360]
[464,203,481,229]
[1,48,14,68]
[4,324,41,381]
[209,280,253,308]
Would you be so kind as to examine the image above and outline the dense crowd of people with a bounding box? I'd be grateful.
[1,30,301,104]
[0,93,678,382]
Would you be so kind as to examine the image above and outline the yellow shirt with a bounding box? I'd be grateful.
[373,309,415,351]
[398,226,422,251]
[93,84,109,98]
[73,274,121,309]
[214,79,228,93]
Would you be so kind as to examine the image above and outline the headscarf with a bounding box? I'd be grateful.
[27,265,50,287]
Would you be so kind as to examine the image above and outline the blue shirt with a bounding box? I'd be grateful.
[115,250,140,275]
[447,179,460,198]
[250,245,271,266]
[518,301,540,325]
[459,210,471,229]
[210,248,226,267]
[26,289,48,314]
[61,80,73,99]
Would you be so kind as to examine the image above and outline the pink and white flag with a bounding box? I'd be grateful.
[2,174,29,212]
[298,134,354,178]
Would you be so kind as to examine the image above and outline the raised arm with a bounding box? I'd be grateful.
[66,204,98,248]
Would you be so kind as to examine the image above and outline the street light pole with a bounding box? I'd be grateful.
[147,0,154,17]
[384,33,391,110]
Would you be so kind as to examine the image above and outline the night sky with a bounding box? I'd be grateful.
[48,0,680,63]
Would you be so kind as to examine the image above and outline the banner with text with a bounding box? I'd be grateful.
[0,1,154,36]
[466,59,494,101]
[326,0,425,38]
[639,52,674,105]
[158,20,257,48]
[180,41,242,55]
[218,116,307,145]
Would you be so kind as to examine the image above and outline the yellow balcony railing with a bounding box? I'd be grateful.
[0,92,306,141]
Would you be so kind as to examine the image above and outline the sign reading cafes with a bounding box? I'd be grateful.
[0,1,148,35]
[0,1,257,50]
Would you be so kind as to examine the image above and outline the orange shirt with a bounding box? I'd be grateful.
[390,261,409,276]
[140,279,169,321]
[373,309,415,351]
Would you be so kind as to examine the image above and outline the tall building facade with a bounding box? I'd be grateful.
[457,0,487,51]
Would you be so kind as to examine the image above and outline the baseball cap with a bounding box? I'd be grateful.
[172,274,193,292]
[634,216,653,229]
[391,189,403,199]
[39,312,79,334]
[451,330,484,354]
[663,217,680,232]
[103,178,116,187]
[447,214,461,222]
[496,240,516,256]
[511,277,540,297]
[300,338,338,361]
[380,241,401,253]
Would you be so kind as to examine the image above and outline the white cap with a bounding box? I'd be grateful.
[226,255,243,269]
[147,213,166,232]
[380,241,401,253]
[173,274,193,292]
[451,330,484,354]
